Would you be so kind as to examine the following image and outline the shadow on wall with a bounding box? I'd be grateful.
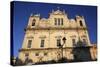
[72,47,92,62]
[11,40,97,66]
[72,40,92,61]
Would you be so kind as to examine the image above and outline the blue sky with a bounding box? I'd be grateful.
[12,1,97,57]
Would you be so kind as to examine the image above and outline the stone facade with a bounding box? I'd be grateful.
[18,9,97,64]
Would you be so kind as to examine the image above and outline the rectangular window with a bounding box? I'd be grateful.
[57,39,61,47]
[72,39,76,46]
[40,40,45,47]
[58,18,60,25]
[61,18,63,25]
[27,40,32,48]
[25,53,29,60]
[83,39,86,45]
[54,18,57,25]
[25,53,29,57]
[35,53,39,56]
[44,52,48,56]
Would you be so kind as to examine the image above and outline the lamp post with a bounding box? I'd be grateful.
[58,37,66,61]
[62,37,66,60]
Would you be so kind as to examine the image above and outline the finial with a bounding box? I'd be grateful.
[81,16,84,18]
[38,13,40,16]
[63,9,65,14]
[30,13,33,17]
[52,9,54,13]
[57,7,60,10]
[34,13,40,17]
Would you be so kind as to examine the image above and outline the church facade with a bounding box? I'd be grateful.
[18,9,97,64]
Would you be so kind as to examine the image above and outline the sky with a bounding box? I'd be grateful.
[12,1,97,57]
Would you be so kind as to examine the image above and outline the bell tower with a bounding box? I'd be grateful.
[27,13,40,28]
[75,15,91,46]
[75,15,86,28]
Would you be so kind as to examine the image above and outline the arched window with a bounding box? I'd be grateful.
[80,20,83,26]
[32,19,36,26]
